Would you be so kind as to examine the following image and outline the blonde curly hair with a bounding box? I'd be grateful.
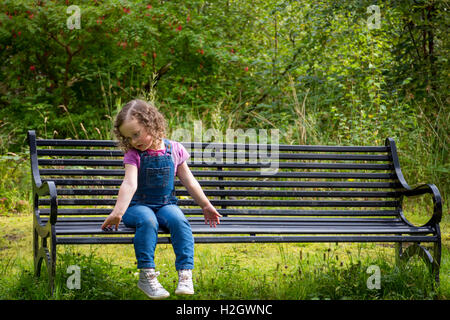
[114,99,167,152]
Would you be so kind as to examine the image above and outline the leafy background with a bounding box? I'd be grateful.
[0,0,448,203]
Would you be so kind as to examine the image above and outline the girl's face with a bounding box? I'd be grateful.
[119,118,154,151]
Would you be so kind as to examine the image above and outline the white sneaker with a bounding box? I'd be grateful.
[175,269,194,295]
[137,268,170,299]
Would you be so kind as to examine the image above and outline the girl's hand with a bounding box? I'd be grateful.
[101,211,123,231]
[202,204,222,228]
[176,161,222,227]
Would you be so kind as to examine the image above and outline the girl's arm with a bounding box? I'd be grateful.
[101,164,138,230]
[176,161,222,227]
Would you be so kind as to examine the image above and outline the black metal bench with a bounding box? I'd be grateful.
[27,130,442,293]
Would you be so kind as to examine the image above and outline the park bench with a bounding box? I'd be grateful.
[27,130,442,293]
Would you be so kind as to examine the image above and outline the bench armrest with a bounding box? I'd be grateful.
[28,130,58,225]
[34,180,58,225]
[386,138,442,228]
[402,183,442,226]
[385,138,442,226]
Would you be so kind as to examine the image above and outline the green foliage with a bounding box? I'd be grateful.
[53,247,141,300]
[0,0,256,144]
[0,154,31,216]
[0,0,448,201]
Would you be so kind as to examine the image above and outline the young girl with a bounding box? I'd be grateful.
[101,99,222,299]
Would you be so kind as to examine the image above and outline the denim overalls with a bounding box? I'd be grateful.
[122,139,194,270]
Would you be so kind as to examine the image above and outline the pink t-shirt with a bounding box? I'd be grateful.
[123,140,190,176]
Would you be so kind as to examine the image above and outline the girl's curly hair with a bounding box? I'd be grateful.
[114,99,167,152]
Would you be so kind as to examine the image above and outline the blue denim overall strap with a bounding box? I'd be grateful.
[131,139,178,205]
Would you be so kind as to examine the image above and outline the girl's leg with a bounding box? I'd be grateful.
[156,204,194,270]
[122,204,159,269]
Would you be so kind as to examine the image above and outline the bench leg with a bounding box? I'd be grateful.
[395,241,403,266]
[396,242,440,287]
[33,217,57,295]
[432,241,441,286]
[33,227,43,277]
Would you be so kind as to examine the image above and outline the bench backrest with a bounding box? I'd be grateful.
[28,131,403,220]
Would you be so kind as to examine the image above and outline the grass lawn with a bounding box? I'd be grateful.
[0,211,448,300]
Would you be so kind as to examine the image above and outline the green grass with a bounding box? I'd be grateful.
[0,156,448,300]
[0,213,448,300]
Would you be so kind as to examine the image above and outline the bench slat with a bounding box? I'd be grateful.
[185,143,389,153]
[46,217,413,234]
[55,188,401,198]
[194,153,391,161]
[39,208,399,216]
[45,216,403,223]
[40,169,396,179]
[39,159,124,166]
[38,158,393,170]
[39,198,400,207]
[45,178,123,186]
[53,220,433,235]
[36,139,388,152]
[55,235,437,245]
[44,179,402,189]
[37,149,390,161]
[36,139,118,147]
[37,149,122,157]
